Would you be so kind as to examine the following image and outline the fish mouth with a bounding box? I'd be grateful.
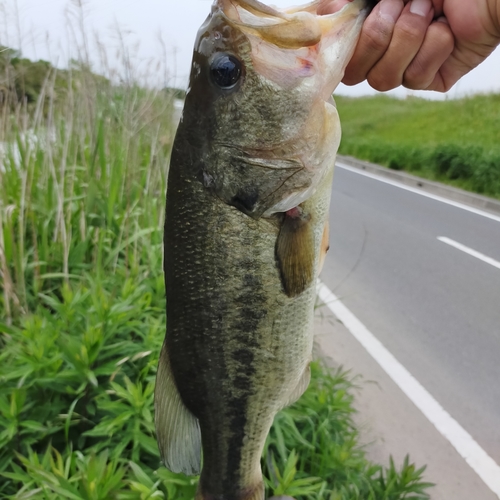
[215,0,370,97]
[217,0,369,49]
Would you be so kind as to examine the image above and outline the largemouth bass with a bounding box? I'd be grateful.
[155,1,369,499]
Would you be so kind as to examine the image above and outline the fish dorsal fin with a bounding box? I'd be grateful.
[278,363,311,411]
[155,343,202,475]
[276,207,315,297]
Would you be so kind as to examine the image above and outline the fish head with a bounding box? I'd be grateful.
[179,0,370,218]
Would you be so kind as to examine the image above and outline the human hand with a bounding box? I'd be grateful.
[321,0,500,92]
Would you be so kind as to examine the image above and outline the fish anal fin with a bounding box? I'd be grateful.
[279,363,311,410]
[276,208,315,297]
[154,343,201,476]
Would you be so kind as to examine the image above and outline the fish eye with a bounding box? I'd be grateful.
[210,53,242,90]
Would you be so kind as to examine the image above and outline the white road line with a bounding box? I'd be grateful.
[317,281,500,499]
[438,237,500,270]
[336,162,500,224]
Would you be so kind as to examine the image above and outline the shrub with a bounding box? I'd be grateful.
[472,155,500,195]
[430,144,481,180]
[431,144,460,177]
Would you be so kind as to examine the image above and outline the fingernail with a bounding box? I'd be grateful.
[436,16,449,24]
[410,0,431,17]
[378,0,403,24]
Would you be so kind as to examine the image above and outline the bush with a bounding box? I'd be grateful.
[472,155,500,195]
[431,144,460,177]
[340,140,430,174]
[430,144,481,180]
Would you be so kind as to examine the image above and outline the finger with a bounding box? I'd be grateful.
[366,0,435,91]
[403,17,454,90]
[426,21,500,92]
[428,48,483,92]
[343,0,405,86]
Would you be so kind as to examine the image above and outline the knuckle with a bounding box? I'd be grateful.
[342,74,361,86]
[360,16,395,54]
[367,70,401,92]
[403,76,428,90]
[396,20,425,41]
[363,28,392,54]
[342,61,364,86]
[441,79,455,92]
[403,62,429,89]
[403,22,455,90]
[434,24,454,51]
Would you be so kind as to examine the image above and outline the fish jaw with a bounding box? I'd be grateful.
[219,0,368,96]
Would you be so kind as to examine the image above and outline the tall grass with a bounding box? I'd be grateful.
[0,56,174,324]
[0,9,432,498]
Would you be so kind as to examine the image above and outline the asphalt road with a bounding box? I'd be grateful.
[320,164,500,470]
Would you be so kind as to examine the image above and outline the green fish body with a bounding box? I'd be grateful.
[155,1,368,499]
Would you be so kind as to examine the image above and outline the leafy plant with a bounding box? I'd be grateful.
[263,364,433,499]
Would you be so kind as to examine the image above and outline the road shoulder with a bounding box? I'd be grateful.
[313,306,497,500]
[337,155,500,217]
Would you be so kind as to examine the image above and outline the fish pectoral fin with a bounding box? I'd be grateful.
[154,344,201,475]
[276,208,315,297]
[279,363,311,410]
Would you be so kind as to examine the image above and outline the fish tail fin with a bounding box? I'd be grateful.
[154,342,202,475]
[195,481,265,500]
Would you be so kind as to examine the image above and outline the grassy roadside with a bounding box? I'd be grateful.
[336,94,500,199]
[0,44,433,498]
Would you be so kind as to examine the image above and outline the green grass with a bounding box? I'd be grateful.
[336,94,500,198]
[0,41,433,498]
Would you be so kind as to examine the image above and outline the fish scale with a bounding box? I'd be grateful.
[165,154,310,496]
[155,1,369,499]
